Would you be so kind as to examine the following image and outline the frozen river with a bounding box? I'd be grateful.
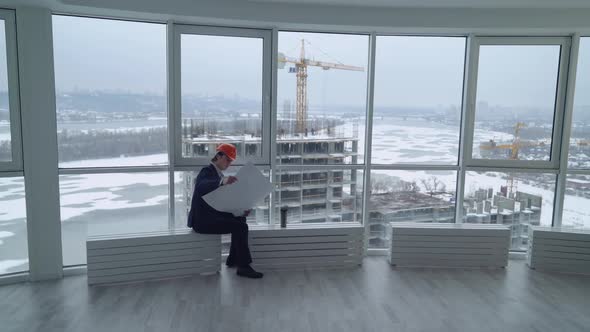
[1,117,588,273]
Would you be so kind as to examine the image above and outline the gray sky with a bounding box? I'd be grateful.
[49,15,590,110]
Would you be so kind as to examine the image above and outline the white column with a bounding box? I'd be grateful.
[16,7,62,281]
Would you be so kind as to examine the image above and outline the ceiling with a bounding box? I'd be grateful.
[247,0,590,9]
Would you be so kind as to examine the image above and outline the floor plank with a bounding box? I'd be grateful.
[1,258,589,332]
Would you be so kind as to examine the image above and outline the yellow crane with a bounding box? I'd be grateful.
[479,122,545,194]
[278,39,364,134]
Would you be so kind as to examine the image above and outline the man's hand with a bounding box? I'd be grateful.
[222,176,238,185]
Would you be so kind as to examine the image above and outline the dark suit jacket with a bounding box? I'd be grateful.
[187,164,234,228]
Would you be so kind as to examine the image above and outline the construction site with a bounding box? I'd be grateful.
[181,39,554,252]
[181,38,364,226]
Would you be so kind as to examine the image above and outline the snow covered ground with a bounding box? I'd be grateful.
[1,117,588,273]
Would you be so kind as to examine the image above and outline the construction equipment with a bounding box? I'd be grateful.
[278,39,364,134]
[479,122,544,195]
[480,122,534,159]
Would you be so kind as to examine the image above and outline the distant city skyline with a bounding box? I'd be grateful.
[7,15,584,110]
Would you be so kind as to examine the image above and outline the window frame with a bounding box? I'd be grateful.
[370,34,468,167]
[172,24,272,167]
[0,10,22,172]
[463,36,571,170]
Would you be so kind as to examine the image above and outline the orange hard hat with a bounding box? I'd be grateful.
[216,143,237,161]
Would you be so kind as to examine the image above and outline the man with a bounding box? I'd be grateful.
[188,143,263,279]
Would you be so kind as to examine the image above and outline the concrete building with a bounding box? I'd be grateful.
[464,189,542,250]
[182,129,363,226]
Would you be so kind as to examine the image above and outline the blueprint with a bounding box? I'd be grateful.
[203,162,273,217]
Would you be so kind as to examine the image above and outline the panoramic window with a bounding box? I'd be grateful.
[277,31,368,165]
[0,177,27,274]
[463,171,555,251]
[0,12,26,275]
[175,166,271,254]
[472,43,562,162]
[60,172,168,266]
[563,174,590,228]
[368,170,457,248]
[273,168,364,225]
[180,30,266,163]
[0,21,11,163]
[373,36,466,165]
[53,16,167,266]
[273,31,368,226]
[569,37,590,169]
[53,16,167,168]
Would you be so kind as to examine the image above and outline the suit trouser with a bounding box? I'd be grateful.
[193,216,252,267]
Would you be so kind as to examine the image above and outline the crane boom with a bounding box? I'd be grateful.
[278,39,365,134]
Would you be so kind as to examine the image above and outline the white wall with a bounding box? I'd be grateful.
[3,0,590,33]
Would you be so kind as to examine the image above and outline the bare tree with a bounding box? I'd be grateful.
[401,180,420,193]
[420,176,441,196]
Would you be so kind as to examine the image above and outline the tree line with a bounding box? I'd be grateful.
[57,128,167,162]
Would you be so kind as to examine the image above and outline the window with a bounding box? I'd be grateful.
[60,172,169,266]
[368,36,465,249]
[463,171,555,251]
[277,31,368,165]
[175,167,271,254]
[53,16,168,266]
[0,11,26,276]
[0,21,10,162]
[563,174,590,228]
[373,36,466,165]
[562,37,590,229]
[273,168,364,225]
[53,16,167,168]
[569,37,590,168]
[176,26,271,165]
[469,38,568,167]
[0,11,21,170]
[174,167,271,227]
[0,177,27,274]
[369,170,457,248]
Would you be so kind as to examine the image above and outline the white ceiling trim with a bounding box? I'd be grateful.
[247,0,590,9]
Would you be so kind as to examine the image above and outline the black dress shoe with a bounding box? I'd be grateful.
[237,265,264,279]
[225,257,236,268]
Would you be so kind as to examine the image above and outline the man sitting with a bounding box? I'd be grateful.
[187,143,263,279]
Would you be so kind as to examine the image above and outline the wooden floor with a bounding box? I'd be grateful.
[2,257,589,332]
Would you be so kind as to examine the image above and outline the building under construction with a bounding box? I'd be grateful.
[180,129,363,226]
[367,185,542,250]
[463,188,542,250]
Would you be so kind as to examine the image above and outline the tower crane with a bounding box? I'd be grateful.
[278,39,364,134]
[479,122,543,195]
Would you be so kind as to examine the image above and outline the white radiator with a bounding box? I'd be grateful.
[249,223,364,270]
[389,223,510,268]
[86,230,221,285]
[527,227,590,275]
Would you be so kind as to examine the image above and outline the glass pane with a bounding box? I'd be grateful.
[563,174,590,228]
[473,45,560,161]
[569,38,590,168]
[0,21,12,162]
[277,32,368,165]
[60,172,169,266]
[53,16,167,168]
[181,34,263,160]
[0,177,27,274]
[368,170,457,248]
[373,36,465,165]
[273,168,363,224]
[176,166,271,254]
[464,171,555,251]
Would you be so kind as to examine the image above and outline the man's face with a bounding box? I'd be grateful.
[218,154,233,170]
